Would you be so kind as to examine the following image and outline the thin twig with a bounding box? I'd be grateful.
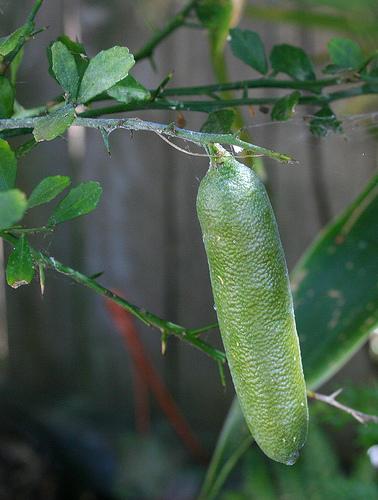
[17,75,348,118]
[1,0,44,72]
[161,76,342,97]
[2,226,53,235]
[155,131,209,156]
[134,0,199,62]
[308,389,378,424]
[79,85,376,116]
[154,132,268,160]
[27,0,44,24]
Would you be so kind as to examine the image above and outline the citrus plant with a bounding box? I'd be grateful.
[0,0,377,497]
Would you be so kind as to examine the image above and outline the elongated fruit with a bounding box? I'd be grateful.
[197,147,308,465]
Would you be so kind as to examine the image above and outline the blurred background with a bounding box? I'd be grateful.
[0,0,377,498]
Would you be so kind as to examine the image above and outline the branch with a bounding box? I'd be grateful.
[308,389,378,424]
[0,116,295,163]
[27,0,44,25]
[134,0,199,62]
[161,76,342,97]
[16,76,344,119]
[81,85,376,116]
[0,232,224,364]
[39,255,225,362]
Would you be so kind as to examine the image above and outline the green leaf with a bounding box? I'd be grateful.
[0,139,17,191]
[33,104,75,142]
[271,91,301,121]
[50,41,80,99]
[0,189,27,229]
[107,75,151,104]
[6,234,34,288]
[199,399,253,500]
[28,175,71,209]
[229,28,268,75]
[327,37,364,71]
[47,36,89,85]
[48,181,102,225]
[309,106,342,137]
[322,63,347,75]
[77,46,135,103]
[0,23,33,57]
[270,44,316,81]
[293,174,378,388]
[0,76,15,118]
[55,36,88,78]
[201,172,378,495]
[200,109,236,134]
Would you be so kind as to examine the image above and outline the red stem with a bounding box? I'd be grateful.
[105,297,207,462]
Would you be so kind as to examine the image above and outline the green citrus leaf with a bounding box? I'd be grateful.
[271,91,301,121]
[327,37,364,71]
[48,181,102,225]
[293,174,378,389]
[0,139,17,192]
[77,46,135,103]
[309,106,342,137]
[270,44,316,81]
[49,41,80,99]
[0,76,14,118]
[33,104,75,142]
[229,28,268,75]
[0,189,27,229]
[199,399,253,499]
[6,234,34,288]
[200,109,236,134]
[28,175,71,209]
[0,23,33,57]
[47,36,89,93]
[107,75,151,104]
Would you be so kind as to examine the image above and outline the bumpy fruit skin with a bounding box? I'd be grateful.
[197,151,308,465]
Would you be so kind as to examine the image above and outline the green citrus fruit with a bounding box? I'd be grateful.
[197,146,308,465]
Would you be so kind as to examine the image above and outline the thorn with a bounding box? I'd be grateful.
[161,330,168,355]
[353,413,365,424]
[330,388,343,400]
[99,127,111,156]
[39,264,45,296]
[149,56,157,72]
[89,271,104,280]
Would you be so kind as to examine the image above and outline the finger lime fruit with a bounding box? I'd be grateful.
[196,146,308,465]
